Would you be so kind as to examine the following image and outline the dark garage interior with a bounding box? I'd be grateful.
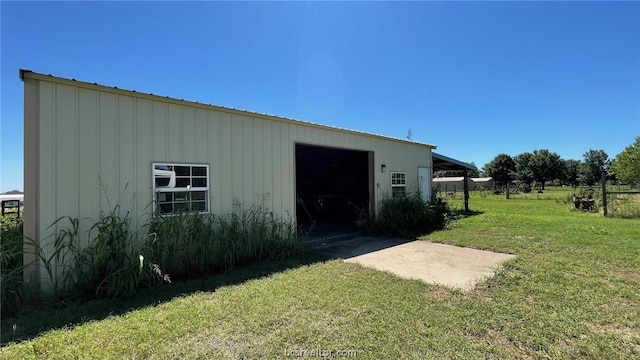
[295,144,371,237]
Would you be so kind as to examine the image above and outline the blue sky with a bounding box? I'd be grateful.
[1,1,639,192]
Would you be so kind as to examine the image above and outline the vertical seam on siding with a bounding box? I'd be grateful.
[279,125,283,217]
[228,114,242,209]
[271,124,276,215]
[133,98,138,232]
[248,117,253,207]
[75,87,80,249]
[52,84,58,282]
[192,109,196,163]
[150,101,154,163]
[115,94,120,201]
[180,106,183,162]
[149,101,154,213]
[165,103,169,160]
[240,116,244,207]
[209,111,215,213]
[53,84,58,227]
[285,124,289,218]
[210,110,215,213]
[272,124,277,215]
[96,91,101,214]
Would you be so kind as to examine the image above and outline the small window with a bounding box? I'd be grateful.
[153,163,209,215]
[391,172,407,199]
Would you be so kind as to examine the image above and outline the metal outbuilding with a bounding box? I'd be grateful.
[471,177,494,190]
[21,69,442,291]
[432,176,474,193]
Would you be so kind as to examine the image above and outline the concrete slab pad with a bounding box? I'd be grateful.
[315,237,516,292]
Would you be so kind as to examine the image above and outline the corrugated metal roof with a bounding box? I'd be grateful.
[19,69,436,149]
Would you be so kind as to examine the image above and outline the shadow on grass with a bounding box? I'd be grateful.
[450,209,484,218]
[0,252,332,345]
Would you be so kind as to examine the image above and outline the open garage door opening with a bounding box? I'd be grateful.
[295,144,373,239]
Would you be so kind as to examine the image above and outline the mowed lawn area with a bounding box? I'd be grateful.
[2,190,639,359]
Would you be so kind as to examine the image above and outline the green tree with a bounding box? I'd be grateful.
[434,169,459,177]
[485,154,516,186]
[530,149,563,189]
[563,159,582,188]
[514,152,535,185]
[480,164,489,177]
[580,149,610,186]
[611,136,640,186]
[467,162,480,178]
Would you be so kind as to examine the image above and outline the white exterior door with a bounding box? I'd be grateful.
[418,167,431,203]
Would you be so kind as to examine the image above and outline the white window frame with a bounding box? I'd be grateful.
[391,171,407,199]
[152,162,210,215]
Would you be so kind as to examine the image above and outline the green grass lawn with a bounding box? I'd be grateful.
[2,191,639,359]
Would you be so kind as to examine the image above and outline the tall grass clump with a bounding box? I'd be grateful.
[1,214,25,314]
[368,193,450,238]
[145,212,211,280]
[41,207,163,299]
[147,203,298,281]
[8,197,298,305]
[35,201,298,299]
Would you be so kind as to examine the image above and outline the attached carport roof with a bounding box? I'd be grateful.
[432,152,476,172]
[432,152,476,212]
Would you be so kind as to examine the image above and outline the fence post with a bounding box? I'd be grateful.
[463,168,469,212]
[601,170,607,217]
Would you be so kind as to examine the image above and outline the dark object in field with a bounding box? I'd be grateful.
[573,194,595,211]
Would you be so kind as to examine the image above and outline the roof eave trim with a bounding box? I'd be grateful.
[19,69,33,81]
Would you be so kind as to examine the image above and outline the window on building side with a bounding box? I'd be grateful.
[391,172,407,199]
[153,163,209,215]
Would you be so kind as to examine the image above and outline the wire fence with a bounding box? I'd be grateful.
[604,190,640,218]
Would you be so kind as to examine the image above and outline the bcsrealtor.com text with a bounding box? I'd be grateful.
[283,348,358,358]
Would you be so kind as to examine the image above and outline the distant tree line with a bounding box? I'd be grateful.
[479,136,640,190]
